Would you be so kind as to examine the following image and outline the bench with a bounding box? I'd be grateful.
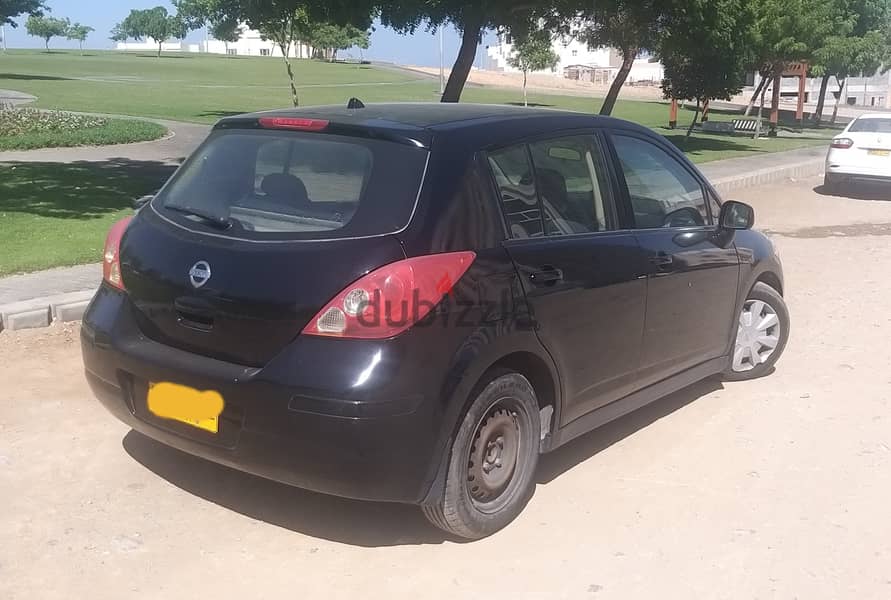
[732,118,760,132]
[699,118,762,136]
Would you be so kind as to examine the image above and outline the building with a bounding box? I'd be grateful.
[116,27,313,58]
[753,71,891,110]
[484,33,664,86]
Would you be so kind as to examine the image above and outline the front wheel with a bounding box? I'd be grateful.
[724,282,790,381]
[422,371,540,539]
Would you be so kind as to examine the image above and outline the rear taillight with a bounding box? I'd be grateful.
[303,251,476,339]
[831,138,854,149]
[258,117,329,132]
[102,216,133,291]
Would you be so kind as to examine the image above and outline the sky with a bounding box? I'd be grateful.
[0,0,497,67]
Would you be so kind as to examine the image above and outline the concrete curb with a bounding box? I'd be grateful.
[0,290,95,332]
[709,158,825,195]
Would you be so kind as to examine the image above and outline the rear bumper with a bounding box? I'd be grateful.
[81,285,447,504]
[825,162,891,183]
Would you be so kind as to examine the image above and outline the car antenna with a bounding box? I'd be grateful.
[347,97,365,109]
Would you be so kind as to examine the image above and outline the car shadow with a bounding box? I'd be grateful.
[537,377,723,483]
[123,376,723,547]
[813,183,891,201]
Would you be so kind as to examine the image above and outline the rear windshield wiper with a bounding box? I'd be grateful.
[165,204,231,229]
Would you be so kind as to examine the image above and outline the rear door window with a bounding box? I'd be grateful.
[155,129,428,240]
[528,135,612,235]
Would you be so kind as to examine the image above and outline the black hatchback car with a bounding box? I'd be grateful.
[82,103,789,539]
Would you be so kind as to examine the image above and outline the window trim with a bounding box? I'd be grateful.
[483,129,622,242]
[604,129,718,230]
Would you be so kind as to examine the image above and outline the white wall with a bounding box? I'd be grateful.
[115,38,182,52]
[485,34,663,84]
[116,28,313,58]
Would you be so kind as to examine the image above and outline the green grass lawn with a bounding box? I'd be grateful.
[0,50,837,162]
[0,50,838,275]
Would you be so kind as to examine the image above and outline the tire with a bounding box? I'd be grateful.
[723,282,790,381]
[422,370,540,539]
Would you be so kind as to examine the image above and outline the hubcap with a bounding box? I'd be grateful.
[467,406,520,508]
[732,299,781,372]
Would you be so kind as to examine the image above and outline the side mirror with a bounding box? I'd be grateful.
[133,195,154,210]
[719,200,754,230]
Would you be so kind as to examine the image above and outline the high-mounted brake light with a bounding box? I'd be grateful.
[258,117,329,132]
[831,137,854,149]
[303,251,477,339]
[102,216,133,291]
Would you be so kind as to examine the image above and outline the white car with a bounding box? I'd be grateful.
[825,113,891,191]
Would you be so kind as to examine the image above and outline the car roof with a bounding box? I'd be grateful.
[230,102,594,129]
[218,102,651,148]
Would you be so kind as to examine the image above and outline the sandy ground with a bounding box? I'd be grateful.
[409,66,665,101]
[3,177,891,599]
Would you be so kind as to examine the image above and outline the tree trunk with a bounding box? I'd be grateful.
[831,78,846,124]
[744,74,768,117]
[157,41,162,58]
[79,40,84,55]
[600,48,636,116]
[45,39,49,52]
[523,70,528,107]
[686,98,701,139]
[813,73,830,125]
[441,13,484,103]
[332,49,338,62]
[278,42,299,107]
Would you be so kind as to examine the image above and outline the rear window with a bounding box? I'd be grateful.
[849,118,891,133]
[155,129,428,240]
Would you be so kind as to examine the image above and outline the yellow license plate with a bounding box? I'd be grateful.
[867,149,890,156]
[147,382,224,433]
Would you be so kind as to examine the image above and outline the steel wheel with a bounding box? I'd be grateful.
[467,404,522,513]
[732,299,781,372]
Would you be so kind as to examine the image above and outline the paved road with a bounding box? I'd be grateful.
[2,176,891,599]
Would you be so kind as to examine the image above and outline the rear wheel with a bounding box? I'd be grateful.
[724,282,790,381]
[422,371,540,539]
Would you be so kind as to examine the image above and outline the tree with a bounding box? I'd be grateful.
[659,0,757,138]
[111,6,188,58]
[66,22,94,54]
[209,17,243,54]
[25,15,68,51]
[574,0,664,115]
[1,0,45,28]
[507,32,558,107]
[810,0,891,123]
[380,1,537,102]
[254,6,311,106]
[742,0,850,117]
[174,0,374,107]
[308,22,370,61]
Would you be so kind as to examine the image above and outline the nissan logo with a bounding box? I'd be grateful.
[189,261,212,288]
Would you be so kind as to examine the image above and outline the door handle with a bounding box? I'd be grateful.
[529,267,563,286]
[649,252,674,267]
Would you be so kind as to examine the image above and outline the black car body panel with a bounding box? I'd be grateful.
[81,103,784,505]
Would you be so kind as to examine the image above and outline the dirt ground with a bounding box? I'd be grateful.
[2,176,891,599]
[409,65,666,100]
